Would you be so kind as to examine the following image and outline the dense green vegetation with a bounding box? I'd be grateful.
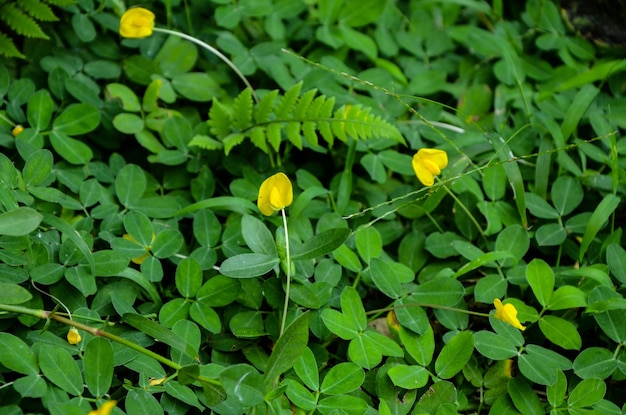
[0,1,625,414]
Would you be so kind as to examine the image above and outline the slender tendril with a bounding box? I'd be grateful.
[279,208,292,337]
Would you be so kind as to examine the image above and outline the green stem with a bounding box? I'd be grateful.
[153,28,258,103]
[279,208,291,337]
[437,177,488,245]
[0,304,221,386]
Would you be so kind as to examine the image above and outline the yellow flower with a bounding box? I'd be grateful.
[12,125,24,137]
[88,400,117,415]
[67,328,82,345]
[412,148,448,186]
[493,298,526,331]
[119,7,155,38]
[257,172,293,216]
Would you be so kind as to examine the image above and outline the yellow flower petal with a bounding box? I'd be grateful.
[67,328,81,345]
[412,148,448,187]
[493,298,526,331]
[88,400,117,415]
[257,172,293,216]
[119,8,155,38]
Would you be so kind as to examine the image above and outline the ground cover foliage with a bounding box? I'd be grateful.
[0,0,625,414]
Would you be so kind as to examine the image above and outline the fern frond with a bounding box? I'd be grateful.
[255,90,278,123]
[275,82,302,119]
[0,3,49,38]
[188,135,223,151]
[0,32,25,58]
[204,82,404,154]
[207,98,232,138]
[18,0,58,22]
[231,88,253,131]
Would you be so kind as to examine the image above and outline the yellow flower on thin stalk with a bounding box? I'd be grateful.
[412,148,448,187]
[493,298,526,331]
[12,125,24,137]
[88,400,117,415]
[257,172,293,216]
[257,172,293,337]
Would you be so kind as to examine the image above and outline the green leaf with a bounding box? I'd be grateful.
[561,84,599,142]
[369,258,403,299]
[115,164,146,208]
[551,175,583,215]
[483,163,507,201]
[518,345,572,386]
[177,364,200,386]
[106,83,141,111]
[93,250,129,276]
[196,275,240,307]
[411,277,465,306]
[573,347,617,380]
[547,285,587,310]
[189,301,221,333]
[411,381,457,414]
[122,313,197,360]
[39,344,83,395]
[568,378,606,408]
[284,379,317,411]
[525,192,559,219]
[84,337,114,397]
[241,214,277,256]
[0,333,38,375]
[355,226,382,263]
[320,362,364,395]
[317,395,369,415]
[176,196,257,216]
[229,310,264,338]
[264,312,309,384]
[580,194,621,262]
[535,223,567,246]
[474,330,518,360]
[526,258,554,307]
[294,347,319,391]
[321,308,359,340]
[126,389,163,415]
[175,257,202,298]
[508,378,543,415]
[49,130,93,164]
[219,253,279,278]
[0,207,42,236]
[220,364,265,407]
[23,149,53,187]
[435,331,474,379]
[27,89,53,131]
[400,325,435,366]
[291,227,350,260]
[387,364,429,389]
[0,282,32,305]
[607,244,626,285]
[539,315,582,350]
[52,103,100,135]
[495,224,529,267]
[547,370,567,407]
[123,210,153,247]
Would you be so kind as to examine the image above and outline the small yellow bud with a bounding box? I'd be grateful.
[149,377,166,386]
[88,400,117,415]
[12,125,24,137]
[67,327,82,345]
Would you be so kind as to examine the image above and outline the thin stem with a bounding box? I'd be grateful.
[153,28,258,103]
[0,304,221,386]
[437,177,488,246]
[279,208,291,337]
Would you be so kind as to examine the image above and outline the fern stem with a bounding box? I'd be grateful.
[279,208,291,337]
[153,28,258,103]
